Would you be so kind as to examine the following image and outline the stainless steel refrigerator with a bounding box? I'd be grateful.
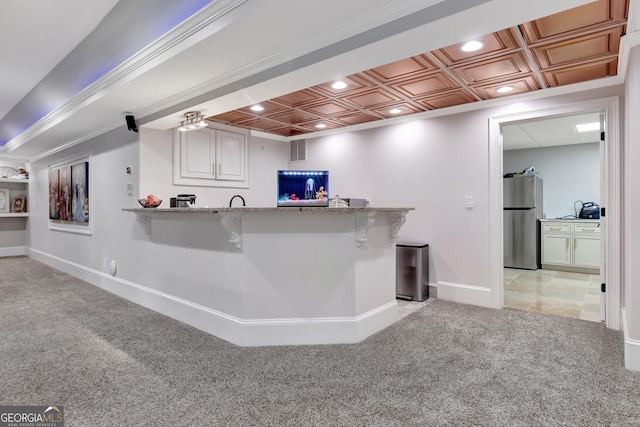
[504,175,543,270]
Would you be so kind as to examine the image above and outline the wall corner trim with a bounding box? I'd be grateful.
[436,281,497,309]
[622,308,640,372]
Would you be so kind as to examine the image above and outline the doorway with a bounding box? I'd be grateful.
[501,112,603,322]
[488,97,621,331]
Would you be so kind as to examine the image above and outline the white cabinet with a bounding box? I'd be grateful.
[215,130,245,181]
[541,220,600,274]
[174,125,248,188]
[573,223,601,269]
[542,234,571,266]
[0,178,29,218]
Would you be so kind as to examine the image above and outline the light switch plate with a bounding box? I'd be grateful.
[465,196,474,208]
[127,183,133,196]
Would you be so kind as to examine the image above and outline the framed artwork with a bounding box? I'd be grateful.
[13,194,26,213]
[0,188,9,213]
[49,154,92,234]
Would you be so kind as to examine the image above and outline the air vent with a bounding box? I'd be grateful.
[290,139,306,162]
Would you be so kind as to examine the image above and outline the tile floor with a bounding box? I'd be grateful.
[503,268,602,322]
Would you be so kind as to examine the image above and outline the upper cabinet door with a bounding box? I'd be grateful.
[180,128,216,179]
[173,125,249,188]
[215,130,246,181]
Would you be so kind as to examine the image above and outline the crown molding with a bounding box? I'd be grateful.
[3,0,250,154]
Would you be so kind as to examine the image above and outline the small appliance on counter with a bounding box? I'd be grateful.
[170,194,196,207]
[579,201,600,219]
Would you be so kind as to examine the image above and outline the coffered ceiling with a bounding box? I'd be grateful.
[207,0,628,137]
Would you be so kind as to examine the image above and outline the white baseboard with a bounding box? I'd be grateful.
[28,248,399,347]
[436,280,496,308]
[622,308,640,372]
[0,246,26,257]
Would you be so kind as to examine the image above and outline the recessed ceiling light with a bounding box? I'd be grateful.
[315,123,327,129]
[331,81,348,89]
[575,122,600,132]
[461,40,484,52]
[496,86,514,94]
[389,108,402,114]
[250,105,265,112]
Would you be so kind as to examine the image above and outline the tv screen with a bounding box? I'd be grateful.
[277,170,328,207]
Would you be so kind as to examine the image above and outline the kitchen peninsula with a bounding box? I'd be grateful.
[123,206,413,346]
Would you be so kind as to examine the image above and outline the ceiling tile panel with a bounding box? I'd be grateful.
[370,102,424,118]
[272,89,325,107]
[541,57,618,86]
[389,72,460,98]
[343,88,402,109]
[233,116,289,132]
[304,100,353,116]
[264,109,320,126]
[363,55,437,83]
[519,0,627,44]
[452,52,532,85]
[295,119,343,132]
[415,90,478,109]
[430,29,521,66]
[208,110,254,124]
[234,100,288,116]
[333,112,381,126]
[471,76,540,99]
[266,126,303,137]
[203,0,629,138]
[311,74,375,96]
[532,27,623,69]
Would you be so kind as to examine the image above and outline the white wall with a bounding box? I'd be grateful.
[28,127,141,271]
[291,85,623,306]
[624,44,640,370]
[293,113,492,293]
[27,125,288,314]
[139,127,287,208]
[504,143,600,219]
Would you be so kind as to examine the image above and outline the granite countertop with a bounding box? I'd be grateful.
[540,218,600,222]
[123,207,414,213]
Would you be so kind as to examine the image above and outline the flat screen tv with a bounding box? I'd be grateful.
[277,170,328,207]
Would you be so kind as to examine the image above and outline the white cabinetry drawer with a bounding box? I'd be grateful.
[542,222,571,233]
[574,224,600,233]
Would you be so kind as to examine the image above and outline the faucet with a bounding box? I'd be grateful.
[229,195,246,207]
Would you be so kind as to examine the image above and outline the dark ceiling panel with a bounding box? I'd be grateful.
[519,0,627,44]
[541,57,619,86]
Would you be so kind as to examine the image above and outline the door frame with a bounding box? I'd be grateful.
[488,96,621,331]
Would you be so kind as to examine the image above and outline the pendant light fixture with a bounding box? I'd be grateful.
[177,111,208,132]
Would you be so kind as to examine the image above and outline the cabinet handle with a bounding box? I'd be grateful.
[550,227,561,230]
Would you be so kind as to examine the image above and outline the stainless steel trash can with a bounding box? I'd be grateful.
[396,243,429,301]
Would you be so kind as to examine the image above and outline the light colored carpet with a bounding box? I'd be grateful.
[1,256,639,426]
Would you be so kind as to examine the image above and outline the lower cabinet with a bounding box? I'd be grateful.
[541,220,600,274]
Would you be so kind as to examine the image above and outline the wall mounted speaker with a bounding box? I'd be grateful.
[125,115,138,132]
